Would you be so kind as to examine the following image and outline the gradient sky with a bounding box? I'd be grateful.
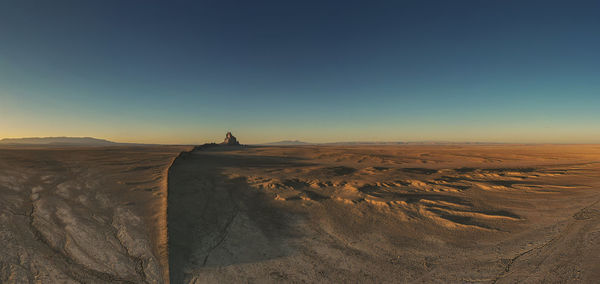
[1,0,599,144]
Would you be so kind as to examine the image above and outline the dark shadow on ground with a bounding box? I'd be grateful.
[167,147,310,283]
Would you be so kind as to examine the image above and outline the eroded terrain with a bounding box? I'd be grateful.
[168,145,600,283]
[2,145,600,283]
[0,146,187,283]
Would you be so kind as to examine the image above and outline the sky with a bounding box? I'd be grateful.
[1,0,599,144]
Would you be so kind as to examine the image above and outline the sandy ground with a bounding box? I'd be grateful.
[0,146,188,283]
[168,145,600,283]
[2,144,600,283]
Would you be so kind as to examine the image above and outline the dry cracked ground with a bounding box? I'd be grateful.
[2,145,600,283]
[0,146,188,283]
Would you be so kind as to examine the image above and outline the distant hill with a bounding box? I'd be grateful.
[264,140,311,145]
[0,137,120,146]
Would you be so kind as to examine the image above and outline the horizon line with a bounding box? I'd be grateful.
[1,136,600,146]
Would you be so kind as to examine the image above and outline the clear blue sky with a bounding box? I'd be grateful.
[1,0,599,144]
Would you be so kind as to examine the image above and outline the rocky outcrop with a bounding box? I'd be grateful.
[0,147,187,284]
[221,132,240,146]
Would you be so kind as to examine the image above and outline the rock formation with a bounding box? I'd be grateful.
[221,132,240,146]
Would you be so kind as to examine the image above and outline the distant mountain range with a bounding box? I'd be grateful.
[0,137,126,146]
[0,137,505,147]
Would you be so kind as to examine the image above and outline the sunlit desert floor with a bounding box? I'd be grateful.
[168,145,600,283]
[2,145,600,283]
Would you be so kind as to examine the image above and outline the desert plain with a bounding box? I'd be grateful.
[2,144,600,283]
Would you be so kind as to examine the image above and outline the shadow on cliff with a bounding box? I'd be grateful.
[167,146,310,283]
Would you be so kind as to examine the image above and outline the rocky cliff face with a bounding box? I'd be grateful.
[221,132,240,146]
